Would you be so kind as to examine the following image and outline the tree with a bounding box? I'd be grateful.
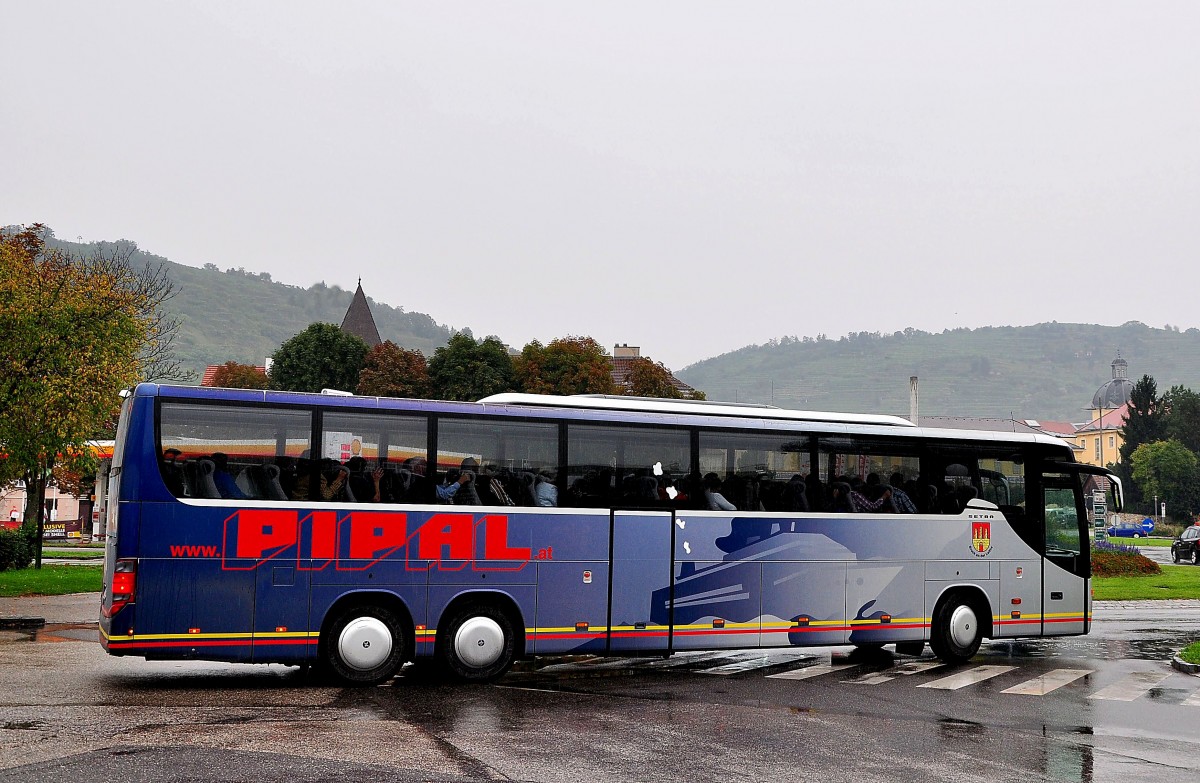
[269,323,369,393]
[356,341,431,398]
[1,224,181,566]
[428,332,516,401]
[1129,440,1200,520]
[514,336,616,395]
[209,361,269,390]
[1117,374,1166,511]
[1163,385,1200,454]
[625,358,686,399]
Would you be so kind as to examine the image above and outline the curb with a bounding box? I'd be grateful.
[0,616,46,630]
[1172,655,1200,675]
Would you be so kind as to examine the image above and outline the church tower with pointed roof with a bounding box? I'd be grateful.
[340,279,382,348]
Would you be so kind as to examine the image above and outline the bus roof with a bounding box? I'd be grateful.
[138,384,1075,452]
[478,393,918,427]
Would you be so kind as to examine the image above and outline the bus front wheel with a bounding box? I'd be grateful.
[439,604,516,683]
[929,594,983,665]
[324,604,407,686]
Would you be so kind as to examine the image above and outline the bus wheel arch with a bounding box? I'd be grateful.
[929,587,991,666]
[318,591,413,686]
[435,592,525,683]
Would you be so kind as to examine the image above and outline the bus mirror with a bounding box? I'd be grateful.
[1108,475,1123,513]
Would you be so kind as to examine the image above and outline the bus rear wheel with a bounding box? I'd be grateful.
[929,594,983,665]
[324,604,407,686]
[439,604,517,683]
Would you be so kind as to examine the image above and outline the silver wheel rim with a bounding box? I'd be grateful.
[454,616,505,669]
[337,616,393,671]
[948,604,978,649]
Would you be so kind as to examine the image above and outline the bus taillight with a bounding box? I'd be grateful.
[108,559,137,616]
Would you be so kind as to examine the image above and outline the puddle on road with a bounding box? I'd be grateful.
[0,622,97,645]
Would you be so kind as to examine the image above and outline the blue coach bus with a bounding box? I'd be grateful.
[100,384,1120,684]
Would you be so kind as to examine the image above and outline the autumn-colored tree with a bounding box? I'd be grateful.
[428,332,516,401]
[1,224,181,566]
[210,361,270,390]
[269,323,369,393]
[357,341,431,398]
[624,358,686,399]
[515,336,616,395]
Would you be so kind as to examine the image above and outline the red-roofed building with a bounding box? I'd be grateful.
[200,363,268,388]
[610,344,697,397]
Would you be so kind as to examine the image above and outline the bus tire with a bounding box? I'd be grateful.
[439,603,516,683]
[323,604,407,686]
[929,593,983,665]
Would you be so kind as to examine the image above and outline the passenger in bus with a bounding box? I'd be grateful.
[782,474,810,512]
[849,477,893,513]
[436,468,474,503]
[346,456,384,503]
[535,470,558,507]
[889,472,919,513]
[451,458,483,505]
[702,473,737,511]
[805,473,825,512]
[209,453,247,499]
[160,449,185,496]
[828,481,854,513]
[290,456,348,501]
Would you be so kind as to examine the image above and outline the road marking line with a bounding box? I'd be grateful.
[844,672,894,685]
[697,650,814,675]
[917,665,1016,690]
[1182,688,1200,707]
[1001,668,1092,695]
[1087,671,1172,701]
[767,663,839,681]
[893,661,945,676]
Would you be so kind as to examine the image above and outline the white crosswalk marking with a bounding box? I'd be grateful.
[767,663,840,681]
[1088,671,1173,701]
[844,672,895,685]
[697,650,815,675]
[1001,668,1092,695]
[893,661,945,676]
[1182,688,1200,707]
[917,665,1016,691]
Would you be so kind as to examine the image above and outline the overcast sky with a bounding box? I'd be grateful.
[4,2,1198,370]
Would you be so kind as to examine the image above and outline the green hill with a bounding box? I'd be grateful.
[676,323,1200,422]
[42,234,455,378]
[30,230,1200,421]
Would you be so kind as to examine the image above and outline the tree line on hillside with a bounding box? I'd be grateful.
[1116,375,1200,523]
[210,324,706,401]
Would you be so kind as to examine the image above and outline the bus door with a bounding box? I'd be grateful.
[1040,470,1089,636]
[608,509,674,653]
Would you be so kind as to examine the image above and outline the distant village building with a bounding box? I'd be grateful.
[609,344,697,397]
[340,279,382,348]
[1073,354,1133,468]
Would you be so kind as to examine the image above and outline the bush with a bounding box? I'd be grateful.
[0,529,34,572]
[1092,540,1162,576]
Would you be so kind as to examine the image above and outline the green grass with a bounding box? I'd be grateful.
[0,565,102,597]
[40,549,104,560]
[1092,564,1200,600]
[1181,642,1200,665]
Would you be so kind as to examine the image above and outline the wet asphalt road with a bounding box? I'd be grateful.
[0,594,1198,783]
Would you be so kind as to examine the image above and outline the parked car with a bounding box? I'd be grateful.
[1106,520,1147,538]
[1171,525,1200,564]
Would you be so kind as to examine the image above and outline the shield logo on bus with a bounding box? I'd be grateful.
[971,522,992,556]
